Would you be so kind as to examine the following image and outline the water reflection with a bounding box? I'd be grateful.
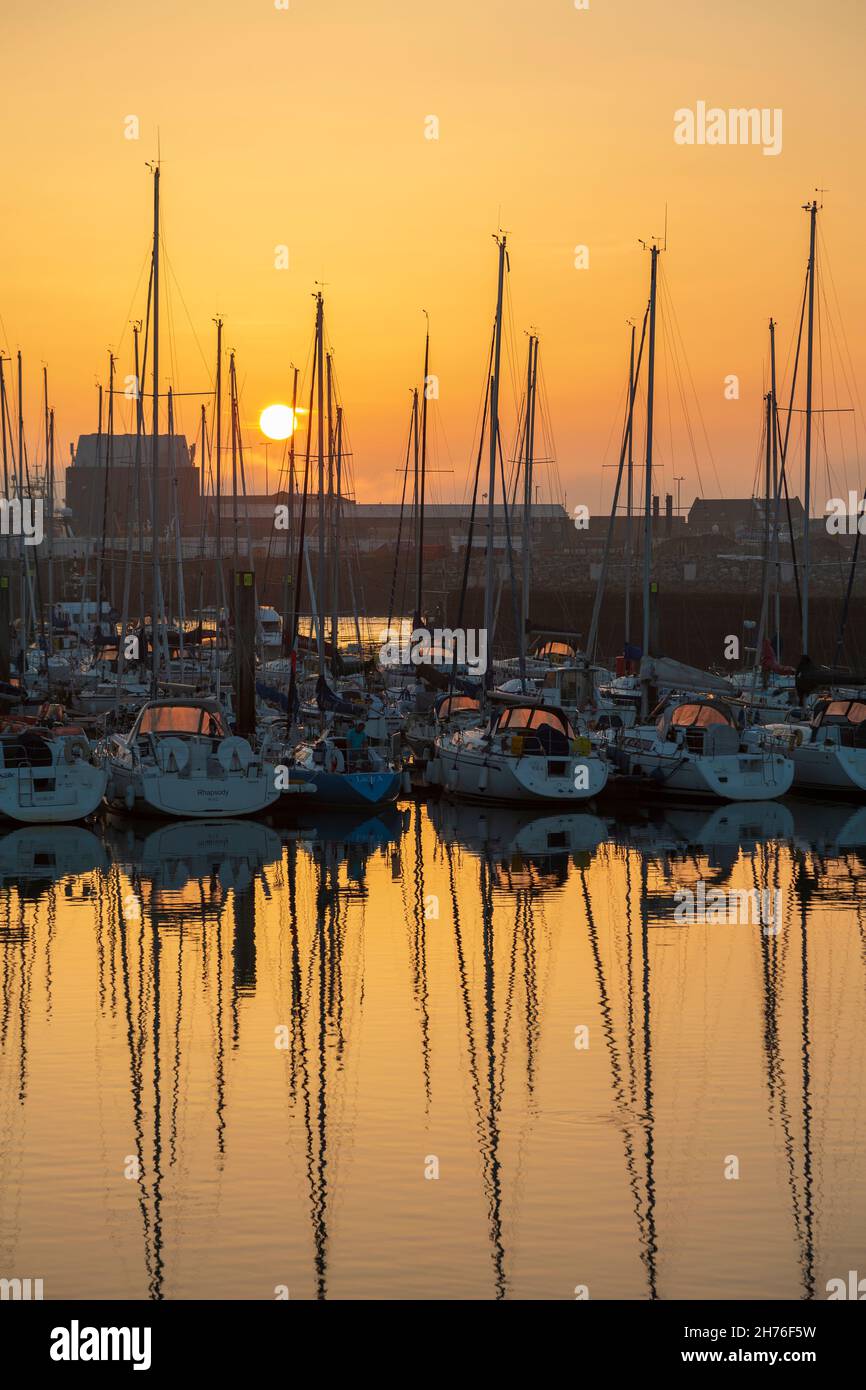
[0,798,864,1299]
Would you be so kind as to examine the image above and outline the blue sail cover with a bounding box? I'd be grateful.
[256,680,299,716]
[315,675,362,716]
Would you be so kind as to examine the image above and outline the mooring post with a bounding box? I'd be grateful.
[0,566,13,681]
[233,568,256,738]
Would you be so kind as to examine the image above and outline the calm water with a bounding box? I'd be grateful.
[1,797,865,1301]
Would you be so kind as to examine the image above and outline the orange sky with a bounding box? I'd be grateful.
[2,0,864,514]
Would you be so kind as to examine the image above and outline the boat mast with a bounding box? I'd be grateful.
[640,242,660,717]
[484,234,508,677]
[213,316,224,631]
[414,314,430,629]
[769,317,781,650]
[43,367,54,663]
[0,357,9,560]
[284,363,298,647]
[327,350,336,661]
[230,349,239,565]
[624,322,636,647]
[801,198,819,653]
[95,351,114,639]
[333,403,343,656]
[520,332,538,682]
[314,290,325,663]
[150,161,161,697]
[410,386,419,623]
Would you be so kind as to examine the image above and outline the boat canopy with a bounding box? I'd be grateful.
[532,640,576,663]
[135,702,229,738]
[816,699,866,726]
[436,694,481,719]
[658,701,735,735]
[493,705,577,741]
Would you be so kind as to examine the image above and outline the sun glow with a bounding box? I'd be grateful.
[259,403,295,440]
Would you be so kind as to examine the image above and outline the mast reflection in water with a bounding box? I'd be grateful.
[1,800,865,1300]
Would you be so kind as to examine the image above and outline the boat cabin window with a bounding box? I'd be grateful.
[496,707,576,740]
[821,700,866,725]
[138,705,228,737]
[664,703,732,732]
[533,641,576,664]
[438,695,480,719]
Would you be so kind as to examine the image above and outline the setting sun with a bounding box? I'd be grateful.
[259,403,295,440]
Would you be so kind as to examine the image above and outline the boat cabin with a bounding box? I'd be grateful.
[131,701,230,743]
[530,639,576,666]
[813,699,866,746]
[541,665,595,709]
[435,693,481,722]
[656,701,740,755]
[491,704,578,756]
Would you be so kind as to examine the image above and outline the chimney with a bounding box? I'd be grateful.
[665,493,673,536]
[652,494,660,519]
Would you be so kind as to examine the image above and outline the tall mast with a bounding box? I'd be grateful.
[641,244,660,682]
[150,161,161,696]
[484,234,508,668]
[16,352,27,664]
[754,318,784,683]
[132,321,145,625]
[410,386,419,621]
[769,317,781,648]
[315,291,325,662]
[96,351,114,635]
[230,349,239,564]
[285,364,298,645]
[414,314,430,628]
[42,366,51,664]
[334,403,343,655]
[327,350,336,659]
[0,357,9,558]
[520,333,538,678]
[801,198,818,653]
[624,323,636,647]
[214,316,223,619]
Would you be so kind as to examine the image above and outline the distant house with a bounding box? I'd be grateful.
[687,496,805,539]
[66,433,200,536]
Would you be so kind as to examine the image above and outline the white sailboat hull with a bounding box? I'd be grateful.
[611,741,793,802]
[788,741,866,794]
[0,761,107,824]
[430,742,609,804]
[104,761,280,819]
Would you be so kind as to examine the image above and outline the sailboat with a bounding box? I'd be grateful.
[428,235,608,806]
[270,291,402,811]
[99,698,280,818]
[594,239,794,802]
[0,719,107,823]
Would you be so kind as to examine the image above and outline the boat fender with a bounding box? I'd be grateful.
[325,748,341,774]
[124,782,136,812]
[478,765,489,792]
[217,737,254,773]
[401,769,412,794]
[63,735,91,764]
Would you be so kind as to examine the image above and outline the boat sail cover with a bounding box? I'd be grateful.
[639,656,737,697]
[315,675,363,716]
